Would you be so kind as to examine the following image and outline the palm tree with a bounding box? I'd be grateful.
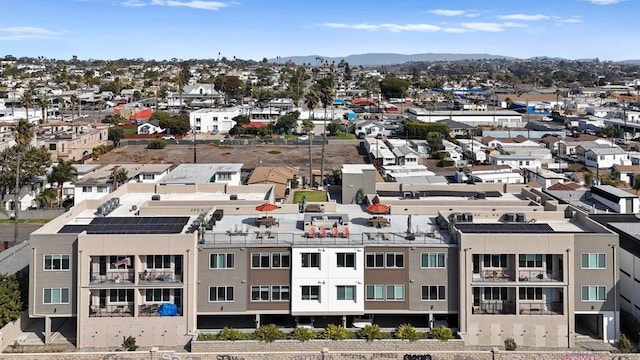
[48,160,78,207]
[96,99,105,123]
[317,85,333,187]
[38,97,50,123]
[70,93,78,122]
[36,188,57,209]
[303,90,319,186]
[20,91,33,121]
[12,118,35,147]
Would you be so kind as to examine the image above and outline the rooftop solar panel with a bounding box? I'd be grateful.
[57,216,189,234]
[455,223,555,234]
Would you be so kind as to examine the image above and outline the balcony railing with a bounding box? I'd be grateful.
[89,304,133,317]
[90,271,135,284]
[472,302,516,315]
[138,271,182,283]
[138,304,183,317]
[517,270,562,282]
[474,269,515,282]
[519,302,563,315]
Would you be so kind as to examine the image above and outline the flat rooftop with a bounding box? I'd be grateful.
[159,163,243,184]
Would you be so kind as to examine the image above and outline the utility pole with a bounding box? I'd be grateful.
[193,128,197,163]
[13,151,20,243]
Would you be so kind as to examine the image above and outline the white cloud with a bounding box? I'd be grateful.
[0,26,62,40]
[121,0,146,6]
[497,14,549,21]
[502,22,528,28]
[460,22,505,32]
[558,16,583,23]
[149,0,229,10]
[322,22,441,32]
[586,0,622,4]
[443,28,469,33]
[429,9,465,16]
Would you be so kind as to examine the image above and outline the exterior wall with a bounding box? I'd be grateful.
[363,247,409,312]
[342,168,376,205]
[74,185,112,204]
[44,127,109,162]
[197,246,247,314]
[407,245,458,313]
[190,108,240,133]
[618,247,640,321]
[247,247,291,313]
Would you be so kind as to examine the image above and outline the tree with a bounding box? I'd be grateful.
[110,167,129,189]
[275,111,299,134]
[70,93,78,122]
[304,90,319,120]
[20,91,33,120]
[35,188,57,209]
[379,76,410,99]
[633,174,640,194]
[108,128,124,146]
[0,274,23,328]
[584,171,594,187]
[38,97,50,123]
[0,146,51,200]
[48,160,77,207]
[314,83,333,187]
[327,122,341,136]
[147,139,168,149]
[426,132,445,155]
[12,118,35,147]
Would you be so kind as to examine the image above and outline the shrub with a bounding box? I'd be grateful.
[290,327,316,342]
[122,336,138,351]
[216,327,245,341]
[357,324,383,342]
[394,324,422,342]
[268,150,281,154]
[426,325,454,341]
[147,139,167,149]
[254,324,284,343]
[323,324,349,341]
[504,337,517,351]
[197,333,217,341]
[615,334,632,353]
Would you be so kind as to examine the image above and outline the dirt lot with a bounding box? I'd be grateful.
[97,141,367,173]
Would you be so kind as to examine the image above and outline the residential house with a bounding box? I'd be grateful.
[247,167,300,201]
[189,108,241,133]
[584,147,631,169]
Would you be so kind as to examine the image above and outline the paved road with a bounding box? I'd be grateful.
[0,224,43,243]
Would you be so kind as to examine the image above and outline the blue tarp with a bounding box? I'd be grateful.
[158,302,178,316]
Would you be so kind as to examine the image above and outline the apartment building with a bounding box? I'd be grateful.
[39,125,109,162]
[28,182,619,349]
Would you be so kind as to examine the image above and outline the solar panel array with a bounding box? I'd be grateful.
[455,223,555,234]
[58,216,189,234]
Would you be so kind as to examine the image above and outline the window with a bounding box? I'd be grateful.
[252,253,270,268]
[97,186,108,193]
[366,252,403,268]
[519,254,543,268]
[519,287,543,300]
[484,254,508,268]
[43,288,69,304]
[581,253,606,269]
[209,286,234,302]
[148,255,172,269]
[251,286,270,301]
[421,286,446,301]
[484,287,508,300]
[210,254,234,269]
[143,174,155,180]
[366,253,384,268]
[301,285,320,300]
[217,172,232,181]
[146,289,170,302]
[301,253,320,268]
[82,186,92,193]
[337,285,356,301]
[366,285,384,300]
[271,286,290,301]
[421,253,445,268]
[49,143,56,150]
[271,253,290,268]
[336,253,355,268]
[109,289,134,303]
[44,255,70,271]
[581,286,606,302]
[386,285,405,300]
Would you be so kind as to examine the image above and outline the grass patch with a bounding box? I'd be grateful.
[123,128,138,135]
[0,219,52,224]
[268,150,281,154]
[335,133,356,139]
[293,190,327,203]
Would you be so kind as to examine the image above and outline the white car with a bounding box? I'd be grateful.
[161,135,175,140]
[298,135,309,141]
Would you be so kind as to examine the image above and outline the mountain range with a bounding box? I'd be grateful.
[270,53,640,66]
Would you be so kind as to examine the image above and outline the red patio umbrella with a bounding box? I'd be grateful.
[255,203,279,214]
[366,203,390,214]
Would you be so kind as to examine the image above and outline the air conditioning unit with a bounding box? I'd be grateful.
[230,194,238,200]
[151,195,161,201]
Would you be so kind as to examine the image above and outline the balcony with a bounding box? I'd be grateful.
[138,304,183,317]
[472,302,516,315]
[517,270,562,282]
[473,269,515,282]
[90,271,135,285]
[138,270,182,284]
[519,302,563,315]
[89,304,133,317]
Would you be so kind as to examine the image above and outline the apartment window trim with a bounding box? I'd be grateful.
[336,285,356,301]
[421,285,446,301]
[301,285,320,301]
[43,254,70,271]
[43,288,69,304]
[518,287,543,301]
[109,289,134,303]
[385,285,405,301]
[336,252,356,268]
[251,285,270,302]
[301,252,321,268]
[209,286,234,302]
[580,253,606,270]
[420,252,445,269]
[271,285,290,301]
[145,289,171,303]
[209,253,235,269]
[519,254,543,268]
[366,285,384,301]
[366,252,404,269]
[271,253,290,268]
[251,253,271,269]
[581,285,607,302]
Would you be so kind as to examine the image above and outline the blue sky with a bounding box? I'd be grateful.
[0,0,637,61]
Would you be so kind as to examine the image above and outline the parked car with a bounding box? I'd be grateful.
[298,135,309,141]
[161,135,175,140]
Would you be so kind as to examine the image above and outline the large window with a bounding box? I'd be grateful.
[336,253,355,268]
[581,253,606,269]
[217,172,232,181]
[366,252,403,268]
[421,253,445,268]
[484,287,508,300]
[484,254,508,268]
[109,289,134,303]
[421,286,446,300]
[301,286,320,300]
[519,287,543,300]
[146,289,171,302]
[301,253,320,268]
[251,286,270,301]
[581,286,606,302]
[366,285,404,301]
[519,254,543,268]
[271,286,290,301]
[210,254,234,269]
[251,253,271,268]
[43,288,69,304]
[44,255,70,271]
[147,255,172,269]
[272,253,290,268]
[209,286,234,302]
[336,285,356,301]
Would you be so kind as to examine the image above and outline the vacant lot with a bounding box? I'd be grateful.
[98,141,367,172]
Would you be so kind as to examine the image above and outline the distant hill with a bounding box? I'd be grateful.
[272,53,515,66]
[617,60,640,65]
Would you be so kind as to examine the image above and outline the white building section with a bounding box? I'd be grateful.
[190,108,241,133]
